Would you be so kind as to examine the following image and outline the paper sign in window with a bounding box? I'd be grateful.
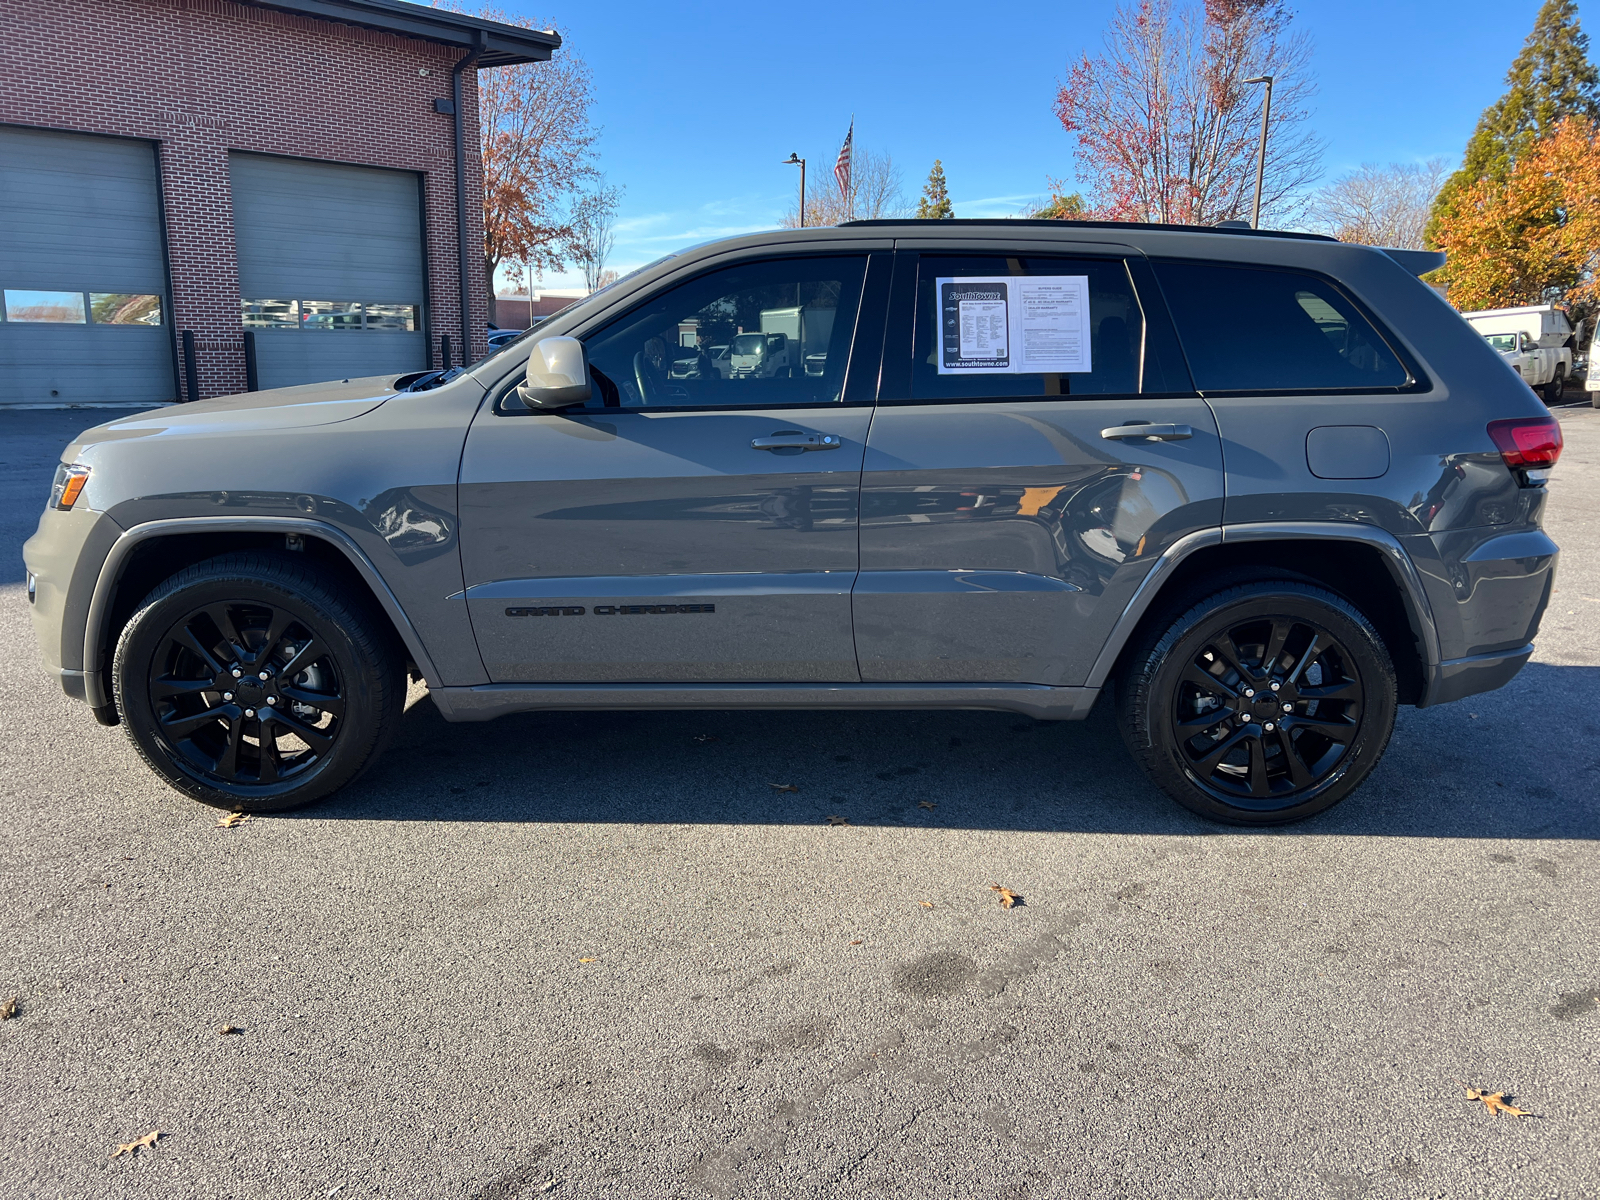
[935,275,1093,374]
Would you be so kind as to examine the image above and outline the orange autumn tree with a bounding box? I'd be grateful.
[1433,115,1600,321]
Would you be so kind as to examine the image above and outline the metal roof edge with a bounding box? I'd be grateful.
[238,0,560,64]
[837,217,1337,243]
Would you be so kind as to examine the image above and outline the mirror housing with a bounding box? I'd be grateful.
[517,336,592,408]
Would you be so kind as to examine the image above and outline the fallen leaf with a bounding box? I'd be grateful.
[990,884,1022,909]
[849,939,864,946]
[1461,1082,1533,1117]
[918,801,937,810]
[0,996,17,1021]
[770,783,799,793]
[578,958,597,964]
[1018,485,1066,517]
[217,1024,242,1035]
[216,812,250,828]
[918,900,934,909]
[694,734,718,743]
[112,1130,161,1158]
[825,815,850,826]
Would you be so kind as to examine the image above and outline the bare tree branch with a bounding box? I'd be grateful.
[1308,160,1451,247]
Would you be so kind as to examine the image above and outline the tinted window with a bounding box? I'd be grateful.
[911,256,1145,400]
[583,256,866,407]
[1153,261,1409,392]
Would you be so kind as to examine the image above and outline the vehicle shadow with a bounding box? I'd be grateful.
[305,660,1600,840]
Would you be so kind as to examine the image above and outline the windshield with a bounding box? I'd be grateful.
[1484,333,1518,352]
[730,333,767,357]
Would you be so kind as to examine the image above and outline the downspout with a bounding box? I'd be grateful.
[451,34,484,364]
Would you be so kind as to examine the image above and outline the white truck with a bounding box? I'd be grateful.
[1462,304,1580,404]
[727,306,836,380]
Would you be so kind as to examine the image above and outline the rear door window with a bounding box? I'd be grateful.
[1152,260,1410,393]
[908,256,1160,400]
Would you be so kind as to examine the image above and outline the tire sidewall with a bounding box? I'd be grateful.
[114,563,388,811]
[1129,583,1398,825]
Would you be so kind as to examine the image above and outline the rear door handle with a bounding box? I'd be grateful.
[1100,423,1193,442]
[751,432,842,451]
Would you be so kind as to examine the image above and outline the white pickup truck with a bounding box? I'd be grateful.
[1463,304,1579,404]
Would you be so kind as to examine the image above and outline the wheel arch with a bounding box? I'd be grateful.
[83,518,439,712]
[1088,524,1440,706]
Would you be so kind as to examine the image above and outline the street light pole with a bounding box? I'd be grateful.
[1244,75,1274,229]
[783,152,806,227]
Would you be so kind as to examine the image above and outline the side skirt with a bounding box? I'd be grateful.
[429,682,1101,724]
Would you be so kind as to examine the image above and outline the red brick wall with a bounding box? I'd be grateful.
[0,0,487,397]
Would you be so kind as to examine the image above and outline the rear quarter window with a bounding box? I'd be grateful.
[1152,260,1410,393]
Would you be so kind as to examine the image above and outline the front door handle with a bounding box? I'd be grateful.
[1100,423,1193,442]
[751,432,842,452]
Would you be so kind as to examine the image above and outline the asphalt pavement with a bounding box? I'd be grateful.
[1,402,1597,1200]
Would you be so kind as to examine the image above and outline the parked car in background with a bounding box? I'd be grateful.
[486,328,522,349]
[1462,303,1579,403]
[24,220,1560,827]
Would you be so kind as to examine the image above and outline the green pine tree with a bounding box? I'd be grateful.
[1427,0,1600,245]
[915,160,954,219]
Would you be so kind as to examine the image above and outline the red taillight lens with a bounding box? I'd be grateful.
[1487,417,1563,470]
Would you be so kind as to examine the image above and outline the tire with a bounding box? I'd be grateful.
[113,552,404,812]
[1116,579,1398,825]
[1544,372,1563,405]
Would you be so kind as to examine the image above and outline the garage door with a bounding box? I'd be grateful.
[0,126,174,408]
[229,153,427,390]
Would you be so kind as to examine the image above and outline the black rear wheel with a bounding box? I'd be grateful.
[1117,579,1398,824]
[114,552,403,811]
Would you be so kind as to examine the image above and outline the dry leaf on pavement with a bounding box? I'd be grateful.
[990,884,1021,909]
[217,1024,242,1035]
[770,783,799,793]
[1462,1083,1532,1116]
[216,812,250,828]
[0,996,17,1021]
[918,900,934,909]
[578,958,597,964]
[918,801,937,810]
[825,814,850,826]
[112,1130,161,1158]
[849,939,863,945]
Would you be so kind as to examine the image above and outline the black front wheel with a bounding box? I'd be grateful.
[1117,579,1398,825]
[113,552,403,812]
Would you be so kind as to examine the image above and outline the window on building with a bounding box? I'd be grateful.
[1152,260,1409,392]
[5,290,87,323]
[581,256,867,408]
[240,299,420,331]
[89,293,163,325]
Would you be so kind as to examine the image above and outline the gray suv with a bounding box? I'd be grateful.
[22,220,1562,824]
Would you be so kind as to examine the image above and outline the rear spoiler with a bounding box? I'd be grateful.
[1382,248,1446,277]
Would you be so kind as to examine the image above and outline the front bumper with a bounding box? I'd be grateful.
[21,503,123,704]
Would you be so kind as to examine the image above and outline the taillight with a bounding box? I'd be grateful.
[49,463,91,510]
[1486,417,1563,471]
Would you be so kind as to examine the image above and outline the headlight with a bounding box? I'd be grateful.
[50,463,91,510]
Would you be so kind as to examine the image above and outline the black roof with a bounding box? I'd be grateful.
[242,0,560,65]
[839,217,1337,242]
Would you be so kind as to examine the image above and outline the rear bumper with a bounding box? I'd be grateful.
[1422,643,1534,707]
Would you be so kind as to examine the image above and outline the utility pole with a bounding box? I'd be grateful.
[783,152,806,227]
[1244,75,1274,229]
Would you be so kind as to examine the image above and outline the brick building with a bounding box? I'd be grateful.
[0,0,560,406]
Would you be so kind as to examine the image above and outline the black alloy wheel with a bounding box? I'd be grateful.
[114,552,403,812]
[146,600,344,788]
[1118,579,1398,825]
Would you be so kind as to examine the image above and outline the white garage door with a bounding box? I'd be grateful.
[0,126,175,408]
[229,153,428,390]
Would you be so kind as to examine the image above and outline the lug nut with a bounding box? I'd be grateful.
[259,671,270,681]
[1269,682,1281,692]
[1282,703,1293,713]
[1264,722,1275,732]
[231,668,242,678]
[244,708,255,718]
[223,692,233,701]
[1243,688,1255,698]
[1237,713,1250,725]
[267,696,277,706]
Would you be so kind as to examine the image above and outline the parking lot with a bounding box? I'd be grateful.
[2,402,1597,1199]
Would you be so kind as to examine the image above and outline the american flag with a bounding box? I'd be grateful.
[834,120,853,205]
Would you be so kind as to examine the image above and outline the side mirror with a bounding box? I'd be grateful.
[517,336,592,408]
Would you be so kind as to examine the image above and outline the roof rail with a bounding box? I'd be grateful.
[836,217,1337,242]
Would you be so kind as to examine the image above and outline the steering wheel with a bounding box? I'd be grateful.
[633,350,657,405]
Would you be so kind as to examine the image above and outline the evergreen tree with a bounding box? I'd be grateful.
[915,160,953,219]
[1428,0,1600,244]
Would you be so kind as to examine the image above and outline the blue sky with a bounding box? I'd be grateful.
[489,0,1568,292]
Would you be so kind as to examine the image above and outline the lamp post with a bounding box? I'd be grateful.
[783,152,806,228]
[1244,75,1274,229]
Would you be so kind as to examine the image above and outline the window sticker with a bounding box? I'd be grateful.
[936,275,1093,374]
